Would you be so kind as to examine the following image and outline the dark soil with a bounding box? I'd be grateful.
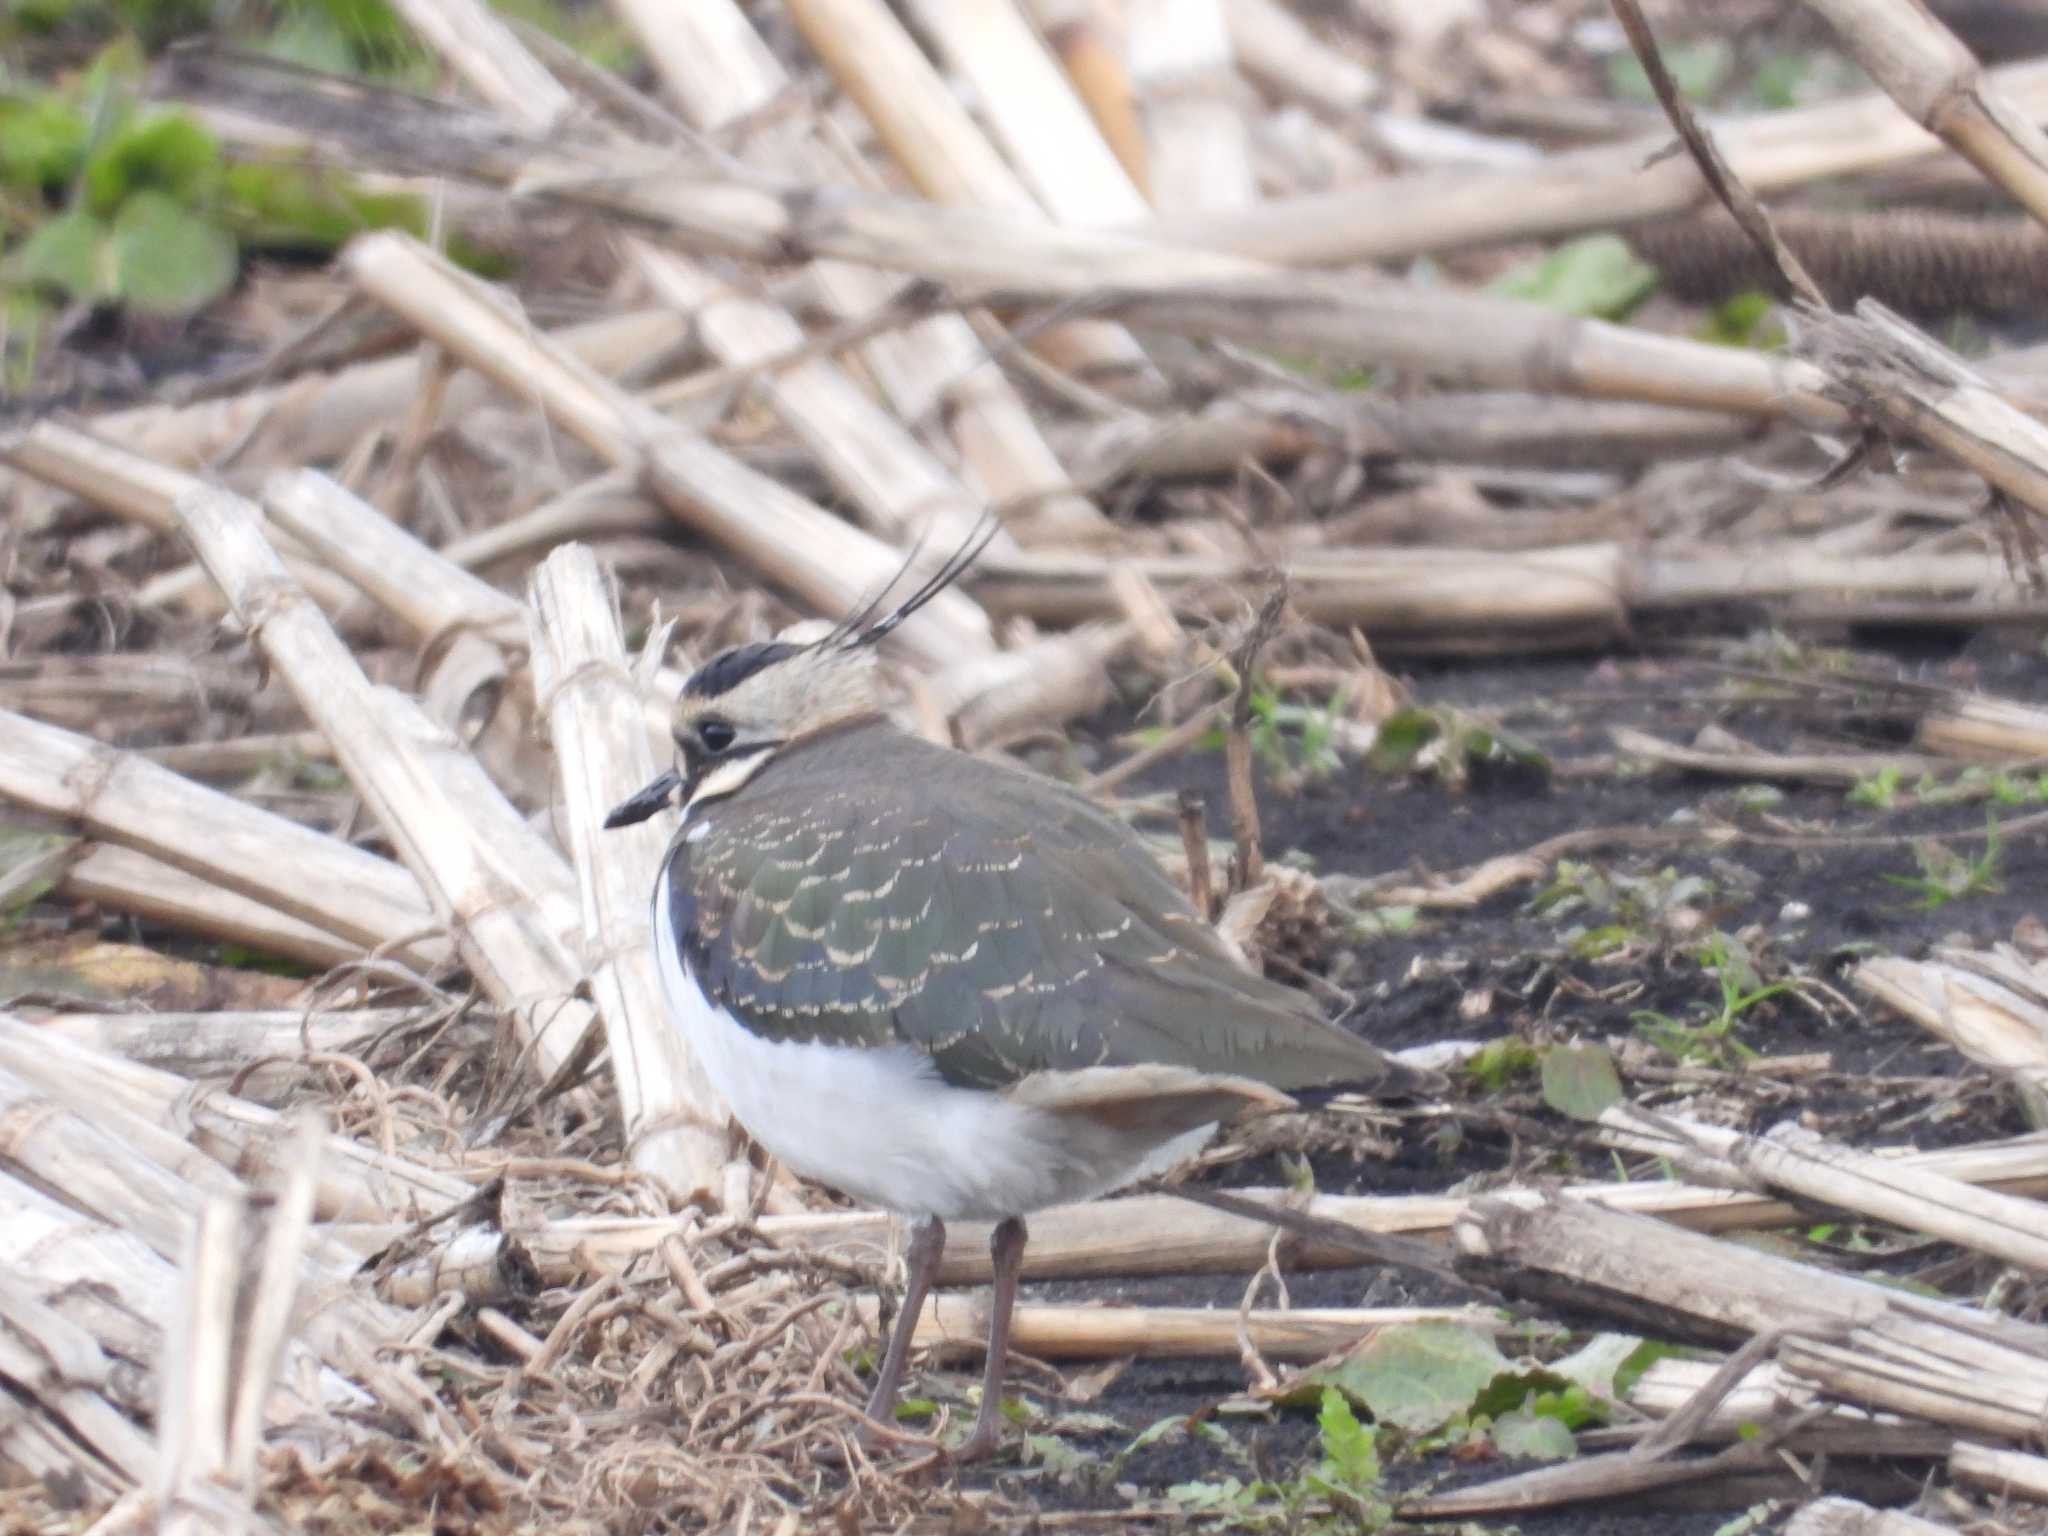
[915,629,2048,1528]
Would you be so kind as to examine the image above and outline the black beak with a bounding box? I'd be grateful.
[603,769,683,829]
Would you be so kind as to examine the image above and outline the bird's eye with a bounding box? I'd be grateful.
[697,719,737,755]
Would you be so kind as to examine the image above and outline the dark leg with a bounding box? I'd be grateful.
[861,1215,946,1442]
[951,1216,1027,1463]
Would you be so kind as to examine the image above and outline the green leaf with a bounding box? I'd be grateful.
[1316,1387,1380,1491]
[1607,38,1733,101]
[1550,1333,1646,1399]
[1492,1406,1578,1460]
[10,208,113,300]
[0,93,90,190]
[1466,1038,1539,1094]
[83,110,219,214]
[1491,234,1658,320]
[224,162,427,251]
[109,190,237,314]
[1308,1322,1514,1433]
[1696,290,1785,349]
[1540,1042,1623,1122]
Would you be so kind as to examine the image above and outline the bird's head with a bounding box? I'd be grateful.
[605,515,999,828]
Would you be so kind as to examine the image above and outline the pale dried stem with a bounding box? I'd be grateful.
[1125,0,1256,214]
[1803,0,2048,234]
[1950,1441,2048,1504]
[528,544,729,1204]
[342,233,992,670]
[783,0,1156,384]
[1142,57,2048,264]
[1916,695,2048,761]
[172,483,594,1077]
[616,0,1109,539]
[0,707,444,967]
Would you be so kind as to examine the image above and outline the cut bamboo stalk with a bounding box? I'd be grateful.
[1802,0,2048,235]
[610,0,1108,540]
[1627,1357,1952,1454]
[904,0,1150,225]
[1125,0,1257,213]
[1951,1441,2048,1504]
[0,1012,471,1226]
[0,707,443,967]
[782,0,1155,382]
[528,545,728,1203]
[342,233,993,670]
[1139,57,2048,264]
[1916,694,2048,761]
[0,309,682,519]
[431,1131,2048,1291]
[1222,0,1377,117]
[61,843,401,972]
[142,731,333,778]
[172,483,594,1078]
[880,1296,1499,1361]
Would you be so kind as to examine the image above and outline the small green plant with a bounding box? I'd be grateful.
[1848,764,1903,809]
[1370,704,1548,791]
[1884,816,2004,911]
[1630,931,1791,1066]
[1526,860,1712,960]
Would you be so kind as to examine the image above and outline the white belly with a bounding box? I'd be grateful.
[653,875,1212,1220]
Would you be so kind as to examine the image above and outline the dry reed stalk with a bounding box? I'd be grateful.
[905,0,1150,226]
[1125,0,1256,213]
[1857,945,2048,1109]
[171,67,1867,432]
[0,422,363,619]
[1640,546,2013,606]
[1803,0,2048,234]
[928,623,1133,748]
[1457,1193,2048,1443]
[528,545,728,1203]
[260,469,543,796]
[1627,1358,1951,1454]
[1800,300,2048,532]
[0,707,443,966]
[0,1269,158,1488]
[341,233,993,670]
[1222,0,1377,116]
[0,1012,471,1225]
[142,731,332,777]
[389,0,1032,561]
[614,0,1107,542]
[886,1296,1499,1361]
[1950,1441,2048,1504]
[172,484,595,1078]
[1024,0,1146,188]
[973,544,1629,650]
[1141,57,2048,264]
[156,1193,248,1536]
[28,1006,416,1081]
[60,844,394,972]
[1786,1500,1957,1536]
[782,0,1156,383]
[436,467,658,570]
[1612,725,1952,787]
[631,251,1002,554]
[1060,393,1758,484]
[463,1130,2048,1290]
[1916,694,2048,760]
[1602,1109,2048,1273]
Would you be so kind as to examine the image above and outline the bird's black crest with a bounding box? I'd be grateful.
[822,509,1003,652]
[684,641,802,699]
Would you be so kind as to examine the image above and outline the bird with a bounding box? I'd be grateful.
[606,527,1435,1462]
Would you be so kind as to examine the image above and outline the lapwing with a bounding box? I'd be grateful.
[607,530,1433,1462]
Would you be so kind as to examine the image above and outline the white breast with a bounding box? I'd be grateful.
[652,874,1213,1220]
